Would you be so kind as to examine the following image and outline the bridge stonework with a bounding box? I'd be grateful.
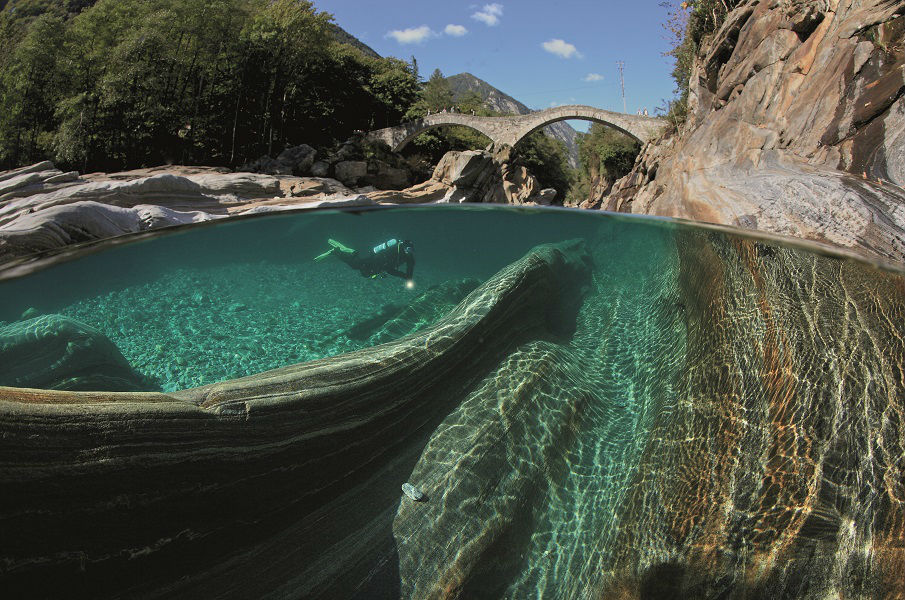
[366,105,667,152]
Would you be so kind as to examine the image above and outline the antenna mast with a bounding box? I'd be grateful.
[617,61,626,113]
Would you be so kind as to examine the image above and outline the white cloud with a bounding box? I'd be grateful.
[386,25,435,44]
[445,24,468,37]
[542,39,582,59]
[583,73,603,82]
[472,3,503,26]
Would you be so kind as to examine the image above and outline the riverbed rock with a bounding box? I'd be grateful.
[530,187,557,206]
[0,162,86,203]
[276,144,317,174]
[0,314,151,391]
[0,163,387,263]
[0,200,219,262]
[393,148,546,204]
[365,162,410,189]
[2,231,901,598]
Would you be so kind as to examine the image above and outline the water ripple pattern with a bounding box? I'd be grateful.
[0,206,902,599]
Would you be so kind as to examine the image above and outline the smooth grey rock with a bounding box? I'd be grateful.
[276,144,317,175]
[310,161,330,178]
[334,161,368,186]
[0,314,150,391]
[187,172,281,199]
[43,172,80,185]
[0,200,220,262]
[536,188,557,205]
[0,161,55,184]
[0,170,65,199]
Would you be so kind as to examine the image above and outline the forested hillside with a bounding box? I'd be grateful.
[0,0,625,202]
[0,0,420,171]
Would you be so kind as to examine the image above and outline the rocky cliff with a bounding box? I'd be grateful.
[607,0,905,263]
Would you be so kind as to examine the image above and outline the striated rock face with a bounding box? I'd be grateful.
[598,231,905,597]
[0,315,152,391]
[608,0,905,263]
[0,164,378,265]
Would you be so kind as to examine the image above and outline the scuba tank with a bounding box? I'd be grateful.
[372,239,398,254]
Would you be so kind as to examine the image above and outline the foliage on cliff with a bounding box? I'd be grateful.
[0,0,420,171]
[661,0,743,126]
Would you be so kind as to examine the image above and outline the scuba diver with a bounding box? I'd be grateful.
[315,238,415,282]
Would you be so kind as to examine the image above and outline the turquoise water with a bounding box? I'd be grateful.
[2,206,904,599]
[0,206,666,392]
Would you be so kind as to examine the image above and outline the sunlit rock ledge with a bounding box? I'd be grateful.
[0,233,903,598]
[0,150,558,266]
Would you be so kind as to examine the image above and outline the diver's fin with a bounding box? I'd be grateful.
[327,239,355,254]
[314,248,335,262]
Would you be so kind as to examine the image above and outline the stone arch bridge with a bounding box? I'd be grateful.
[367,105,667,152]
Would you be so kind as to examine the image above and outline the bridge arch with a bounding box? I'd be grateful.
[511,114,642,148]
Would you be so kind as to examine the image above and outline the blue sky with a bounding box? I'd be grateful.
[315,0,678,130]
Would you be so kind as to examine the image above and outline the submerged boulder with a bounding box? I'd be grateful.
[338,278,482,344]
[1,230,901,599]
[0,314,153,391]
[366,278,482,345]
[0,239,593,598]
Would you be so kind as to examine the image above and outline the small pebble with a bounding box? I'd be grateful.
[402,482,426,502]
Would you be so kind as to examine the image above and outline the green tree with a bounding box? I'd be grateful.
[515,131,572,199]
[566,123,640,204]
[365,57,421,129]
[660,0,742,126]
[0,0,449,172]
[0,13,64,167]
[423,68,454,111]
[406,68,454,119]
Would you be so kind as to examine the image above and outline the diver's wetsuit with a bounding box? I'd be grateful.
[339,238,415,280]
